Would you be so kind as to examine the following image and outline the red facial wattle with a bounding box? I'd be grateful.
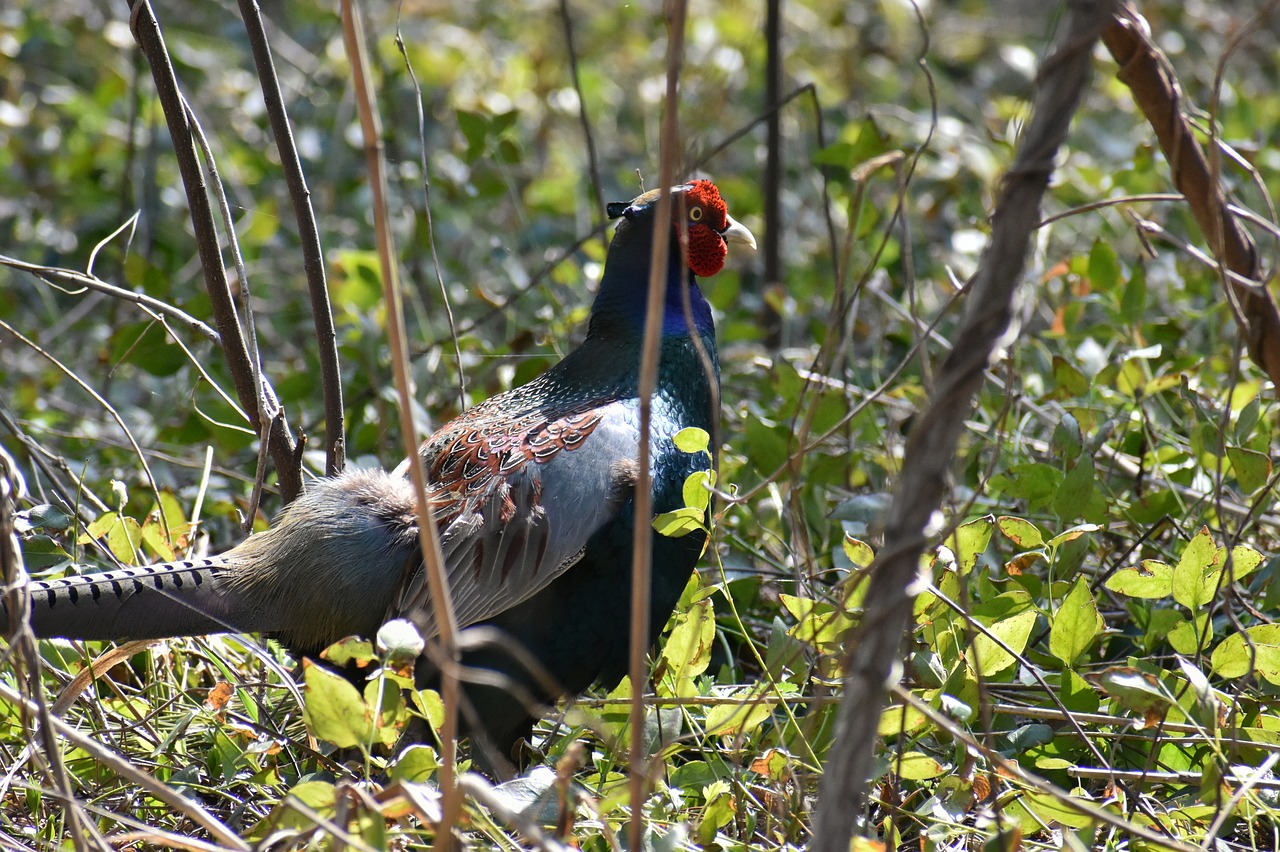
[682,179,732,278]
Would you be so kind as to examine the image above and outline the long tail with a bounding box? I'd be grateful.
[13,557,272,641]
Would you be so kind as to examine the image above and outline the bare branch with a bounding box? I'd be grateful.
[128,0,302,500]
[238,0,347,476]
[809,2,1119,848]
[1102,10,1280,392]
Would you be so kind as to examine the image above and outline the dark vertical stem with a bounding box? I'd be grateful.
[127,0,302,500]
[238,0,346,476]
[558,0,606,249]
[762,0,783,348]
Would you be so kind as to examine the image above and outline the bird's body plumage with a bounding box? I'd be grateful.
[11,180,754,764]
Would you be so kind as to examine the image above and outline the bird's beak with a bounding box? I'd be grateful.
[720,215,757,251]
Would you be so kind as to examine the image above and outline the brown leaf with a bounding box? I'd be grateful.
[205,681,233,713]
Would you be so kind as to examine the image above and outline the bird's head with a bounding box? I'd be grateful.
[606,179,757,279]
[590,179,755,339]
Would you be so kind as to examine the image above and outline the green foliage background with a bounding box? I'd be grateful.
[3,1,1280,849]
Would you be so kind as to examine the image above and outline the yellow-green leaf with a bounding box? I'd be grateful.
[894,751,946,780]
[682,470,715,513]
[971,608,1037,676]
[1172,526,1218,611]
[1048,576,1103,665]
[950,515,994,573]
[673,427,711,454]
[1211,624,1280,683]
[661,599,716,682]
[302,660,371,749]
[843,535,874,569]
[1227,446,1271,493]
[1105,559,1172,599]
[997,516,1043,549]
[653,507,706,538]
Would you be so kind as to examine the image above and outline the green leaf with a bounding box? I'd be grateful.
[322,637,376,668]
[412,689,445,732]
[1171,526,1218,611]
[1105,559,1172,598]
[457,109,489,152]
[139,517,175,562]
[1211,624,1280,683]
[16,504,74,534]
[843,535,874,568]
[697,780,736,845]
[1088,238,1120,291]
[1120,261,1147,324]
[681,470,715,513]
[653,507,705,538]
[1227,446,1271,493]
[1051,356,1090,398]
[949,515,993,573]
[1052,413,1082,461]
[1236,397,1261,442]
[363,677,404,746]
[1096,666,1170,718]
[989,463,1063,513]
[673,427,710,454]
[997,516,1043,549]
[390,745,440,783]
[781,594,854,652]
[1007,791,1097,831]
[302,660,371,750]
[703,683,796,737]
[660,599,715,683]
[331,250,383,311]
[971,608,1037,676]
[1219,544,1264,583]
[1053,455,1096,522]
[744,417,789,476]
[1167,613,1213,655]
[894,751,946,780]
[80,512,143,564]
[1046,523,1101,549]
[1048,576,1103,665]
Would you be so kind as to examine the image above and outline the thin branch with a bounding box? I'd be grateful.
[338,4,461,849]
[393,23,466,411]
[0,320,167,535]
[627,3,686,851]
[127,0,303,501]
[238,0,346,476]
[760,0,782,348]
[809,2,1118,848]
[557,0,607,252]
[1102,10,1280,391]
[0,253,219,344]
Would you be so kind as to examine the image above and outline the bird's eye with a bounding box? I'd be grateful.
[689,206,704,222]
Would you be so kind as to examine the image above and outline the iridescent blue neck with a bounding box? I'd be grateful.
[587,225,715,341]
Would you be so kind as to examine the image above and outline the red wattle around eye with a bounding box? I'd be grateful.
[686,222,727,277]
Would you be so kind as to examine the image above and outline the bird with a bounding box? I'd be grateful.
[11,179,756,767]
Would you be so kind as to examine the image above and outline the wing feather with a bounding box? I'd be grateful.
[393,401,639,639]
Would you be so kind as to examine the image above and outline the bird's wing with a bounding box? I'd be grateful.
[391,400,640,639]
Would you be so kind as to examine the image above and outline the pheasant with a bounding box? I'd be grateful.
[10,179,755,765]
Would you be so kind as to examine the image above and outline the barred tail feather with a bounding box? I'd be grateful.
[15,558,272,641]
